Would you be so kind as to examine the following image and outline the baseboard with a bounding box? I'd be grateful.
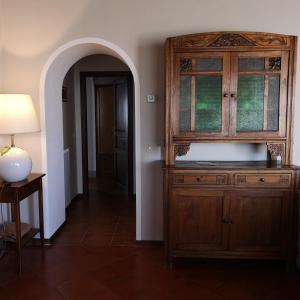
[136,240,164,246]
[30,238,53,246]
[66,193,83,209]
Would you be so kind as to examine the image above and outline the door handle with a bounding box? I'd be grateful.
[230,93,236,98]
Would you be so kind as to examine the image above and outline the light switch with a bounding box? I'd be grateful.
[147,95,156,103]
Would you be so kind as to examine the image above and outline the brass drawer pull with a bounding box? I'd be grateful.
[259,178,265,182]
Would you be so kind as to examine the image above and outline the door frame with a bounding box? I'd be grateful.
[80,71,134,197]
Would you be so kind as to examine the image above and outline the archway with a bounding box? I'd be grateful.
[40,38,141,239]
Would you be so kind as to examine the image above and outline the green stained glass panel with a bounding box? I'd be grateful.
[195,76,222,131]
[180,76,191,131]
[238,58,265,71]
[266,75,280,131]
[237,76,264,131]
[196,58,222,71]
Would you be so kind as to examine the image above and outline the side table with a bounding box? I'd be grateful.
[0,173,45,273]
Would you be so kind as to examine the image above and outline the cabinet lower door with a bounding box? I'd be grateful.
[228,190,288,257]
[170,189,227,251]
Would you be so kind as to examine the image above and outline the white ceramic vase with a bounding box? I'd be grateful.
[0,147,32,182]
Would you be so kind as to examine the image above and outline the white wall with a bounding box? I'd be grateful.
[0,0,3,92]
[0,0,4,146]
[0,0,300,244]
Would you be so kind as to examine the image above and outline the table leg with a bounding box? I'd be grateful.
[12,202,22,274]
[10,203,15,222]
[38,179,45,247]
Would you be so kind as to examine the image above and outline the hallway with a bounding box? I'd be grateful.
[55,178,136,247]
[0,185,299,300]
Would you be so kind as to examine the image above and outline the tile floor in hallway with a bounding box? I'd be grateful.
[0,178,299,300]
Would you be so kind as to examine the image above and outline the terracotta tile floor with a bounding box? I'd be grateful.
[0,178,299,299]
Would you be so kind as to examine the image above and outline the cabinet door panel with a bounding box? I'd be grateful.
[230,51,288,138]
[229,190,288,255]
[175,52,230,137]
[171,189,227,251]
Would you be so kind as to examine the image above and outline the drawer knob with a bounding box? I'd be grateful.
[259,178,265,182]
[196,177,201,182]
[222,218,234,224]
[222,218,229,224]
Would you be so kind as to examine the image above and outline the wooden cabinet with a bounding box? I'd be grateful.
[165,165,299,264]
[164,32,299,266]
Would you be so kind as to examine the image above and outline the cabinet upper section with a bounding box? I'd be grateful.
[175,50,288,138]
[165,32,297,165]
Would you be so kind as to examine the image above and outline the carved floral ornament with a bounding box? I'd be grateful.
[268,57,281,70]
[267,143,285,159]
[180,58,192,72]
[279,175,290,185]
[237,175,247,184]
[216,175,226,185]
[209,34,255,47]
[174,144,190,157]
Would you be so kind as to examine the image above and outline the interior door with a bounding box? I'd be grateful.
[230,51,289,138]
[228,190,288,256]
[114,80,129,189]
[95,85,115,178]
[174,52,231,138]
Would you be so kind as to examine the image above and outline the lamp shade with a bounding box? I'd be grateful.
[0,94,39,134]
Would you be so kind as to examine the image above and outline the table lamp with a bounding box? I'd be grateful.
[0,94,40,182]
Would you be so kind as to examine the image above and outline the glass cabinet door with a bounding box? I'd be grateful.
[230,51,288,138]
[176,52,230,137]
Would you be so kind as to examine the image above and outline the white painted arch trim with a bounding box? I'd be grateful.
[40,37,141,239]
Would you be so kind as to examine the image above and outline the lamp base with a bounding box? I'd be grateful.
[0,147,32,182]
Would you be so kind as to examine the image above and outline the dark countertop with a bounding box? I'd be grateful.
[163,161,300,170]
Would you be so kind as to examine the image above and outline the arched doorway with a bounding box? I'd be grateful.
[40,38,141,240]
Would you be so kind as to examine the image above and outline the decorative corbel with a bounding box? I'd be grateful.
[267,143,285,163]
[174,144,190,158]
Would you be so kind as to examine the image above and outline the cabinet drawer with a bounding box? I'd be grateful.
[173,174,228,185]
[234,173,291,187]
